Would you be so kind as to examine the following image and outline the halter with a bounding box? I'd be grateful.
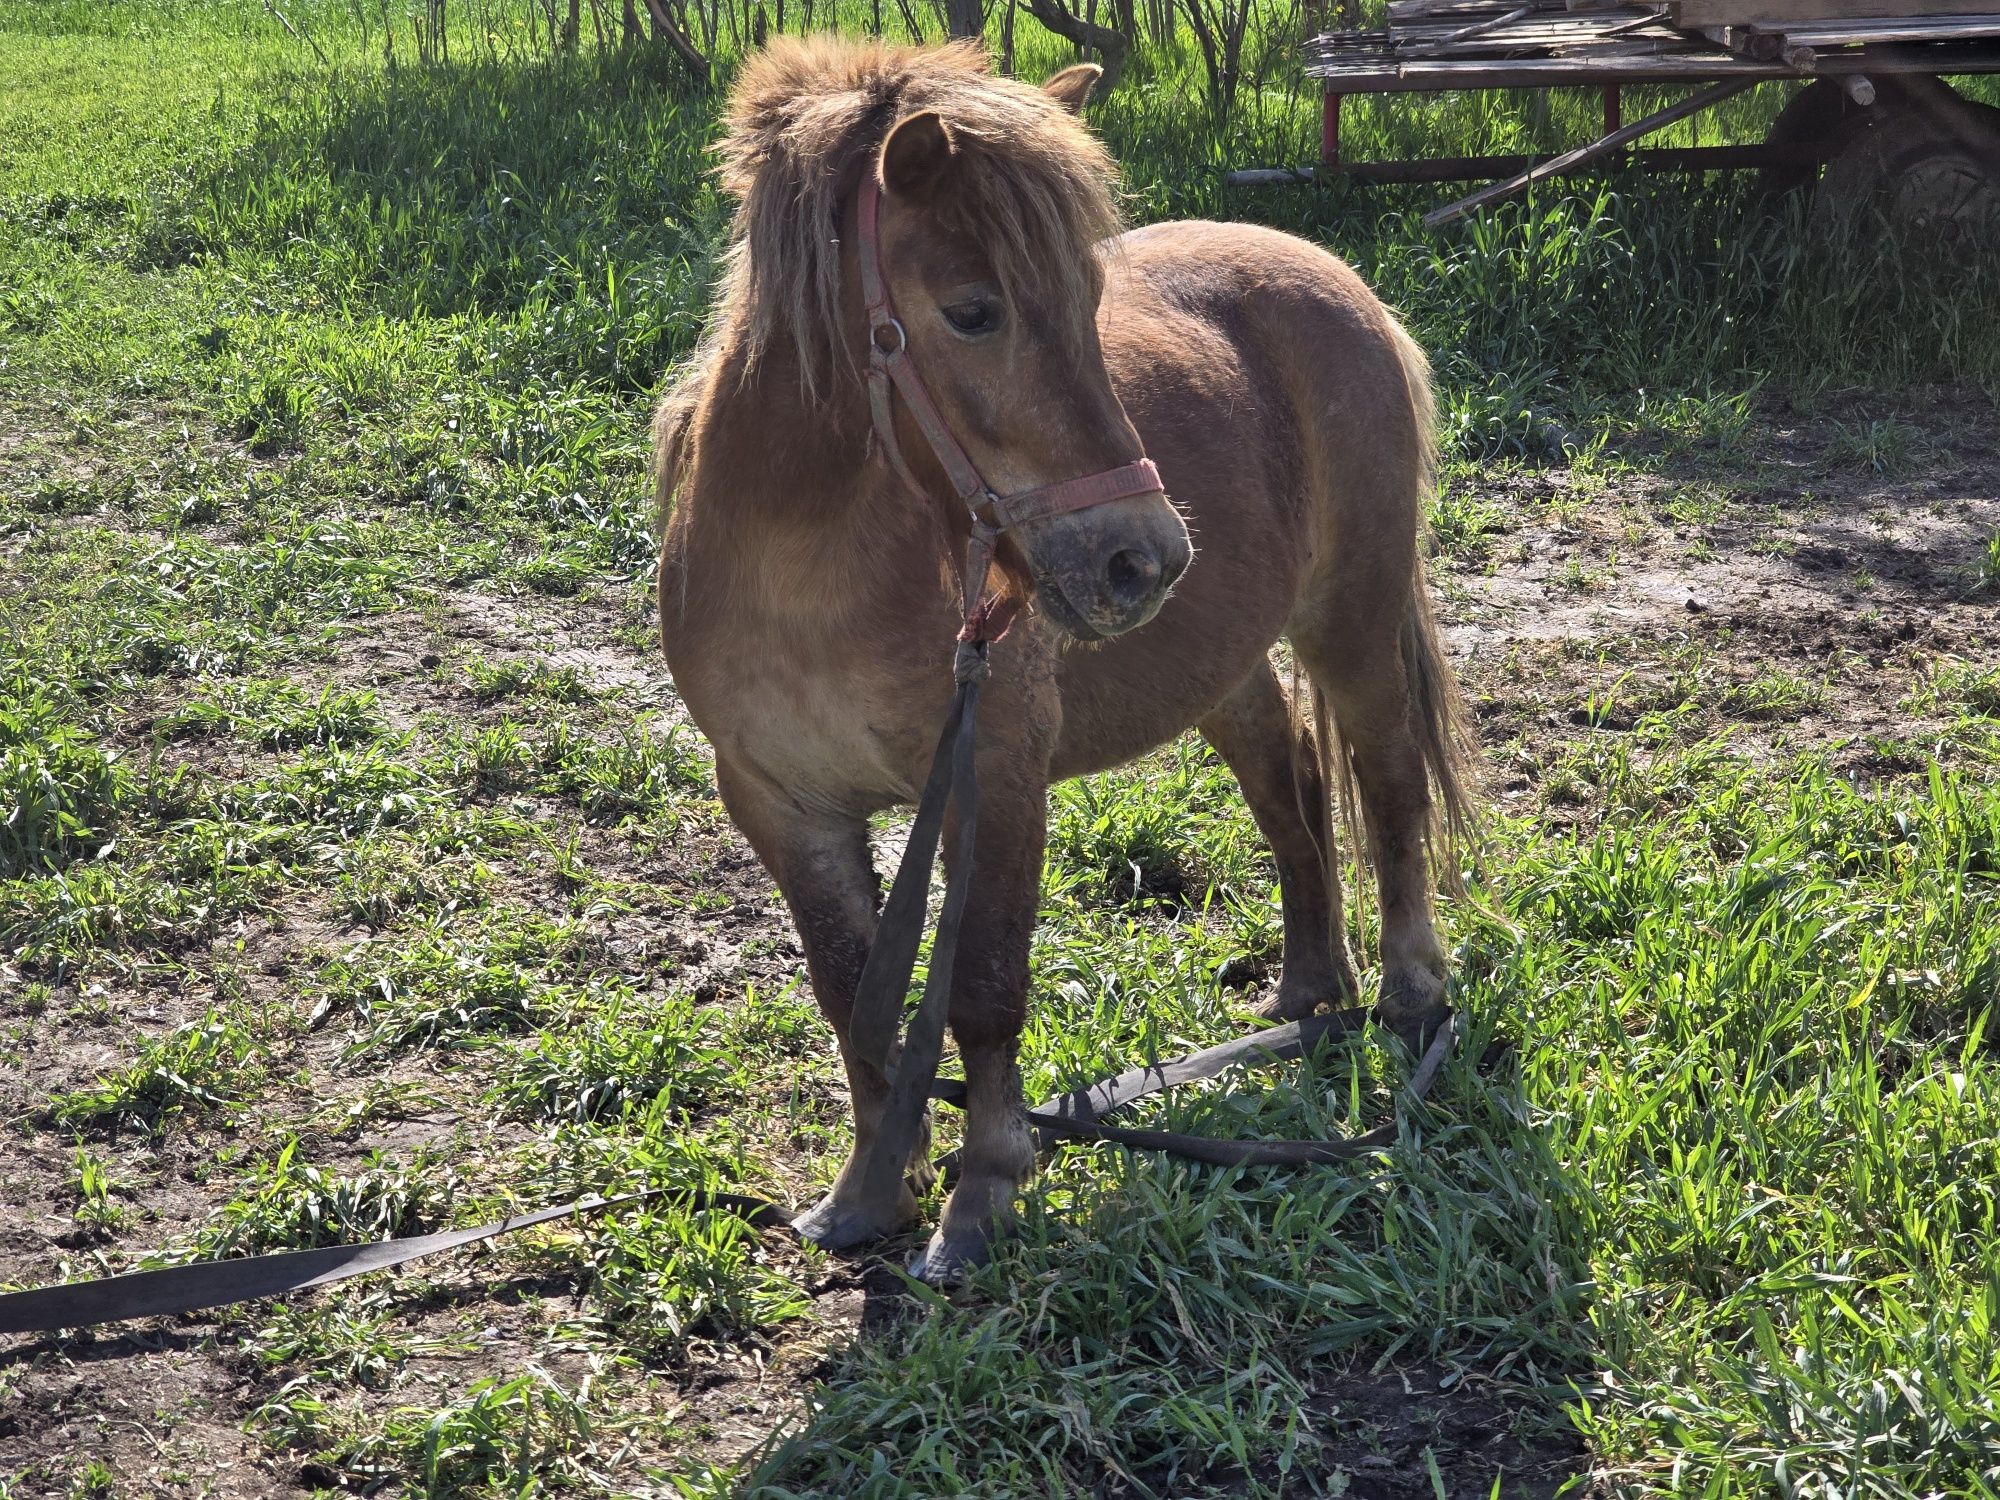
[855,172,1165,655]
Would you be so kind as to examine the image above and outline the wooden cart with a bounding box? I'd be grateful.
[1230,0,2000,230]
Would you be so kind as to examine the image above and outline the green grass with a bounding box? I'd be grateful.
[50,1009,265,1137]
[4,2,2000,1496]
[161,679,387,749]
[186,1139,463,1258]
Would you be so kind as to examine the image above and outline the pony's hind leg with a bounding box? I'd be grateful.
[1198,660,1359,1020]
[1290,616,1453,1053]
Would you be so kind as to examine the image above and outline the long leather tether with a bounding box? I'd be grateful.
[0,1005,1456,1336]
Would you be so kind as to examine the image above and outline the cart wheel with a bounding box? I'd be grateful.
[1812,76,2000,245]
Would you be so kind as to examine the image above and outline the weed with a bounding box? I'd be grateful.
[329,837,494,927]
[485,989,727,1123]
[1911,660,2000,722]
[1971,528,2000,599]
[259,1367,611,1495]
[0,728,128,877]
[1825,416,1921,473]
[537,714,708,824]
[326,909,587,1051]
[162,680,384,750]
[515,553,594,596]
[1428,482,1503,565]
[1553,556,1604,594]
[248,1300,469,1390]
[68,1144,128,1232]
[50,1011,260,1137]
[1045,740,1246,906]
[216,743,438,845]
[1720,670,1827,721]
[463,657,593,704]
[190,1140,460,1258]
[518,1112,818,1364]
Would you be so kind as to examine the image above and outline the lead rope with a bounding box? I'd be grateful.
[0,619,1463,1341]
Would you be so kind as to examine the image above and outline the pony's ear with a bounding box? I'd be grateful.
[879,110,956,201]
[1042,63,1102,114]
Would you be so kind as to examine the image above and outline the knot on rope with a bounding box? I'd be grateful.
[953,639,991,685]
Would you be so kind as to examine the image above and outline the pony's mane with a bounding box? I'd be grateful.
[714,36,1122,392]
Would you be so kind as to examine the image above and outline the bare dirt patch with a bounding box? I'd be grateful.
[1298,1367,1588,1500]
[1443,392,1999,816]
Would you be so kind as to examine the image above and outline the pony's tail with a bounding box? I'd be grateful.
[1387,317,1480,896]
[651,321,731,532]
[652,370,705,531]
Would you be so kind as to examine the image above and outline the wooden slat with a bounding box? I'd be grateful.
[1668,0,1996,27]
[1305,35,2000,83]
[1309,42,1773,77]
[1226,140,1825,185]
[1387,0,1542,19]
[1763,13,2000,39]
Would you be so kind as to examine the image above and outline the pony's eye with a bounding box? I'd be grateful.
[942,299,1001,336]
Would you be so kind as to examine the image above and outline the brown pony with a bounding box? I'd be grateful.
[655,37,1475,1280]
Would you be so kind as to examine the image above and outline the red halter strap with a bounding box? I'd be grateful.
[855,173,1164,645]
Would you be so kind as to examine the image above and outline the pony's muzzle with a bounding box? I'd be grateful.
[1024,495,1191,640]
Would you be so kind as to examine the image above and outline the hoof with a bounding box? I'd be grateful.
[907,1224,992,1286]
[1377,964,1448,1053]
[1250,985,1325,1023]
[1375,989,1451,1059]
[791,1189,916,1252]
[1379,1008,1450,1060]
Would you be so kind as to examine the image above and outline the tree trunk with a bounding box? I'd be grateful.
[641,0,711,82]
[946,0,983,37]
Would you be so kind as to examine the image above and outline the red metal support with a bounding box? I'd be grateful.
[1603,85,1621,134]
[1321,91,1344,168]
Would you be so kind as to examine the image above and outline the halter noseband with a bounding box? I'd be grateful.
[856,172,1165,650]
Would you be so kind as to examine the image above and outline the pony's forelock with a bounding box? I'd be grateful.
[714,36,1122,396]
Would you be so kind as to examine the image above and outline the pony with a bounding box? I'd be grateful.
[654,36,1474,1280]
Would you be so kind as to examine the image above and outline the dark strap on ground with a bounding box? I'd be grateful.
[0,1188,787,1337]
[935,1007,1457,1172]
[0,1009,1458,1337]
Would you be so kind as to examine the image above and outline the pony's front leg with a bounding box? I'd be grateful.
[911,750,1048,1284]
[713,762,928,1249]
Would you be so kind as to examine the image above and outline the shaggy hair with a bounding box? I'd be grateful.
[717,36,1121,392]
[655,38,1124,517]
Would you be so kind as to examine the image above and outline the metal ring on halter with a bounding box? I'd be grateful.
[872,317,907,356]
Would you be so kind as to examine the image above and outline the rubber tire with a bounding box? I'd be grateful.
[1811,76,2000,246]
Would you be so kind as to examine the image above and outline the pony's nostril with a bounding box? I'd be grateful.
[1105,547,1162,610]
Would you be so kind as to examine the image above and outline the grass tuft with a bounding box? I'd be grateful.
[485,989,727,1124]
[50,1010,261,1137]
[190,1139,460,1258]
